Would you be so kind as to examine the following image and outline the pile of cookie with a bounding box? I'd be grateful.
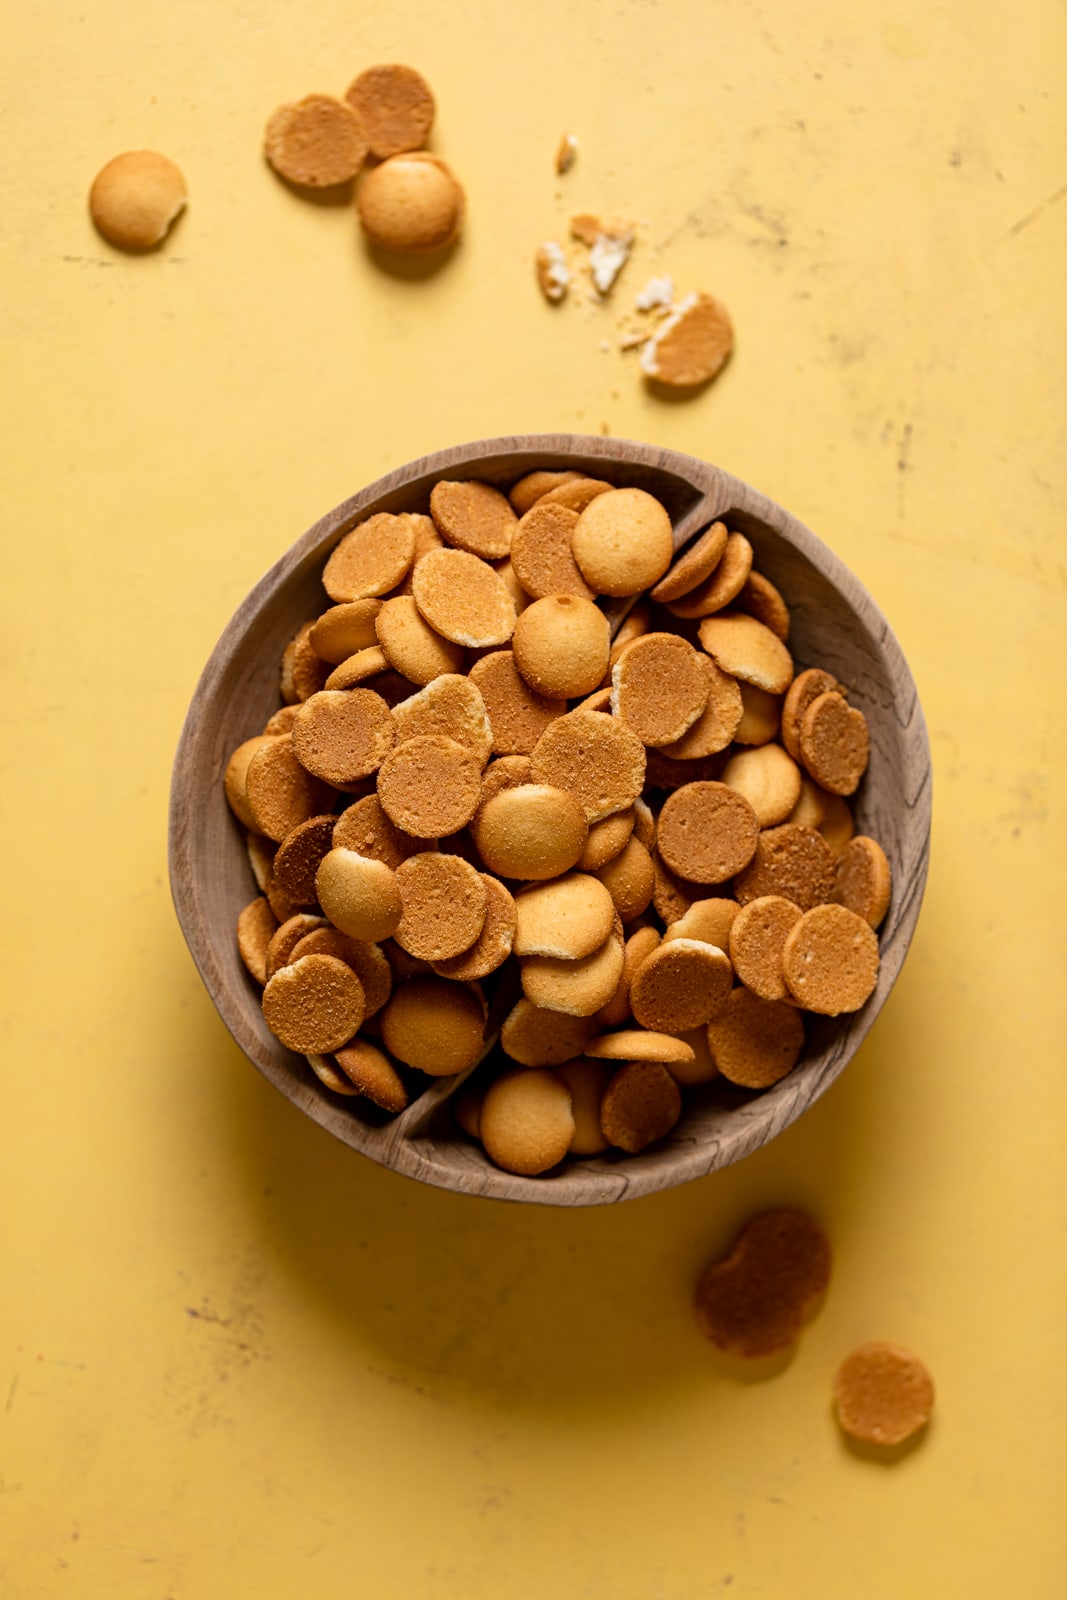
[225,469,891,1177]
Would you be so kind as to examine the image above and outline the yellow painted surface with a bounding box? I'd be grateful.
[2,1,1065,1594]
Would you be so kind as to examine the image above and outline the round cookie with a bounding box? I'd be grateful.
[264,94,368,187]
[412,547,516,648]
[640,291,733,389]
[512,595,610,699]
[509,502,593,600]
[467,651,566,755]
[479,1069,575,1176]
[721,744,803,827]
[392,674,492,766]
[287,927,392,1016]
[264,913,330,981]
[664,532,753,620]
[305,1053,360,1096]
[530,709,646,823]
[650,521,729,603]
[629,938,733,1032]
[375,594,466,685]
[659,655,743,760]
[357,152,464,253]
[225,735,282,829]
[89,150,187,250]
[245,735,335,842]
[656,782,760,884]
[479,754,533,806]
[377,734,483,838]
[237,897,279,986]
[380,976,486,1076]
[432,874,517,980]
[261,954,365,1053]
[578,807,635,872]
[698,613,795,694]
[430,479,517,560]
[820,793,856,856]
[324,646,391,691]
[512,873,616,959]
[323,513,416,602]
[797,692,870,796]
[734,683,782,746]
[333,1038,409,1113]
[344,63,435,159]
[611,633,710,746]
[472,784,588,880]
[650,851,701,925]
[600,1061,682,1153]
[694,1209,832,1357]
[508,470,583,514]
[393,853,489,961]
[556,1058,613,1155]
[292,689,396,786]
[787,774,830,830]
[500,998,598,1067]
[309,599,383,664]
[261,706,300,737]
[333,793,424,868]
[706,987,805,1088]
[662,897,738,951]
[537,477,614,513]
[315,848,403,942]
[736,570,791,643]
[596,923,661,1027]
[594,837,655,922]
[281,621,331,703]
[781,903,880,1015]
[832,1343,935,1447]
[520,927,625,1017]
[781,668,842,761]
[584,1030,695,1065]
[571,488,674,597]
[733,822,838,910]
[833,836,892,928]
[729,895,804,1002]
[395,514,447,594]
[271,815,337,908]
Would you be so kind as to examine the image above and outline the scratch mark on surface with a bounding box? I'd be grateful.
[5,1374,17,1412]
[1006,181,1067,238]
[185,1305,233,1327]
[896,422,913,519]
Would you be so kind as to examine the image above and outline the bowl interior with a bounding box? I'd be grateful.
[170,435,931,1205]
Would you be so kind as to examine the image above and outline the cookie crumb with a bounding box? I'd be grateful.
[635,275,674,312]
[535,240,570,303]
[555,133,578,174]
[570,215,635,296]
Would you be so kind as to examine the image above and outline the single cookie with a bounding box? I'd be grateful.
[412,547,517,647]
[305,1052,360,1095]
[662,1026,720,1088]
[578,807,635,872]
[393,852,488,961]
[611,633,710,747]
[380,976,486,1075]
[451,1079,485,1139]
[649,521,729,603]
[264,94,368,187]
[237,897,279,985]
[786,773,830,830]
[262,706,300,737]
[376,734,483,838]
[833,836,891,928]
[512,872,616,959]
[500,998,598,1066]
[430,479,517,560]
[662,897,739,952]
[396,514,448,596]
[261,954,365,1053]
[640,290,733,388]
[375,594,466,685]
[479,1069,575,1175]
[734,683,782,746]
[292,688,396,786]
[472,784,589,880]
[225,735,281,829]
[264,913,330,981]
[596,923,661,1027]
[781,903,880,1015]
[287,927,392,1016]
[584,1030,695,1065]
[694,1209,832,1357]
[512,594,610,699]
[650,851,701,924]
[729,896,804,1002]
[281,621,332,702]
[89,150,187,250]
[509,502,593,600]
[797,692,870,797]
[735,570,790,642]
[706,988,805,1088]
[819,793,856,856]
[323,645,392,691]
[594,837,655,922]
[271,815,337,908]
[571,487,674,596]
[468,651,566,755]
[357,151,464,253]
[432,873,517,980]
[323,512,416,602]
[508,470,583,515]
[333,1038,409,1113]
[832,1342,935,1447]
[721,744,803,827]
[536,477,615,513]
[781,668,844,761]
[520,927,625,1017]
[315,848,403,942]
[698,613,795,695]
[600,1061,682,1153]
[656,782,760,884]
[491,557,529,617]
[246,831,276,892]
[333,793,424,867]
[245,735,335,842]
[664,533,753,620]
[733,822,838,910]
[309,600,384,664]
[530,709,646,823]
[556,1058,612,1155]
[479,754,533,806]
[629,938,733,1032]
[343,63,435,159]
[393,673,492,766]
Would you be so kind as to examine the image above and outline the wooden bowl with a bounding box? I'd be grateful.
[169,435,931,1205]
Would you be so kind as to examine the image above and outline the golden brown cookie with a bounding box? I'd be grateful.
[323,513,416,602]
[556,1058,611,1155]
[600,1061,682,1153]
[500,998,597,1066]
[333,793,423,867]
[393,673,492,766]
[89,150,187,250]
[520,927,625,1017]
[333,1037,409,1112]
[343,63,435,159]
[264,870,300,925]
[479,1069,575,1175]
[640,291,733,388]
[305,1052,360,1095]
[781,904,880,1015]
[491,557,530,617]
[292,688,396,786]
[706,988,805,1088]
[393,852,488,961]
[571,487,674,596]
[264,913,329,981]
[225,736,281,829]
[287,928,392,1017]
[431,873,517,980]
[430,479,517,560]
[468,651,566,755]
[530,709,646,823]
[833,836,891,928]
[729,896,804,1002]
[323,646,391,691]
[733,822,838,910]
[629,938,733,1032]
[315,848,403,942]
[694,1209,831,1357]
[536,477,615,513]
[656,782,760,884]
[798,692,870,796]
[735,570,790,642]
[412,547,516,648]
[374,594,466,685]
[246,831,276,892]
[578,807,635,872]
[787,774,830,830]
[309,599,384,664]
[451,1079,484,1139]
[596,923,661,1027]
[611,600,652,657]
[645,746,728,790]
[721,744,803,827]
[380,976,486,1075]
[664,532,753,620]
[281,622,332,703]
[512,594,610,699]
[509,501,593,600]
[237,897,279,986]
[513,872,616,960]
[654,659,739,763]
[245,735,335,842]
[271,815,337,908]
[584,1030,695,1065]
[573,686,613,714]
[472,784,588,880]
[832,1343,935,1447]
[376,734,483,838]
[357,151,464,253]
[650,851,700,924]
[264,94,368,187]
[662,897,738,951]
[734,683,782,746]
[594,837,655,922]
[781,668,844,761]
[395,514,447,595]
[649,521,729,603]
[611,633,710,746]
[262,705,301,737]
[819,793,855,856]
[698,613,794,694]
[261,954,365,1053]
[662,1026,720,1087]
[507,470,583,514]
[479,754,533,806]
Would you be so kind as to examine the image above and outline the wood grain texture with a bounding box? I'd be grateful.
[169,435,931,1206]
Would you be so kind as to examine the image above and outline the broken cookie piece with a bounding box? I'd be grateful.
[570,214,635,297]
[535,241,571,303]
[555,133,578,174]
[641,290,734,389]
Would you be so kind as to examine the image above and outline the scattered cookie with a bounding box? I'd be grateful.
[733,822,838,910]
[264,913,330,981]
[629,938,733,1032]
[656,782,760,884]
[734,682,782,746]
[509,502,591,600]
[699,613,794,695]
[641,290,733,389]
[781,668,844,762]
[314,848,403,942]
[480,1069,575,1175]
[89,150,188,250]
[556,1057,611,1154]
[530,709,646,823]
[520,926,625,1016]
[508,470,583,515]
[571,488,674,597]
[479,754,533,806]
[735,570,790,643]
[332,793,423,867]
[393,673,492,766]
[729,895,804,1002]
[343,64,435,159]
[584,1029,695,1065]
[659,655,744,760]
[555,133,578,174]
[357,151,464,253]
[430,479,517,561]
[323,513,416,602]
[781,903,880,1015]
[287,927,392,1016]
[264,94,368,188]
[245,734,335,842]
[832,1342,935,1447]
[512,594,610,699]
[597,923,661,1026]
[706,987,805,1088]
[594,836,655,922]
[324,645,392,691]
[262,953,366,1053]
[412,547,517,648]
[600,1060,682,1153]
[271,815,337,908]
[578,807,635,872]
[468,651,567,756]
[833,836,892,928]
[379,975,486,1075]
[694,1209,832,1356]
[537,477,614,513]
[611,633,710,747]
[535,241,571,304]
[225,735,282,830]
[376,734,484,838]
[661,896,738,951]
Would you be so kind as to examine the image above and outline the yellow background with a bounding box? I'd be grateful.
[2,1,1065,1594]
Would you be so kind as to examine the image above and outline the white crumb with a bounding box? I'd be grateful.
[535,241,571,303]
[635,275,674,312]
[640,291,698,376]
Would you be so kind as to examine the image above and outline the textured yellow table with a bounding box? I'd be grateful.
[3,2,1065,1595]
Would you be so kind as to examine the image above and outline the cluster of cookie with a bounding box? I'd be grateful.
[264,64,464,255]
[225,469,891,1177]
